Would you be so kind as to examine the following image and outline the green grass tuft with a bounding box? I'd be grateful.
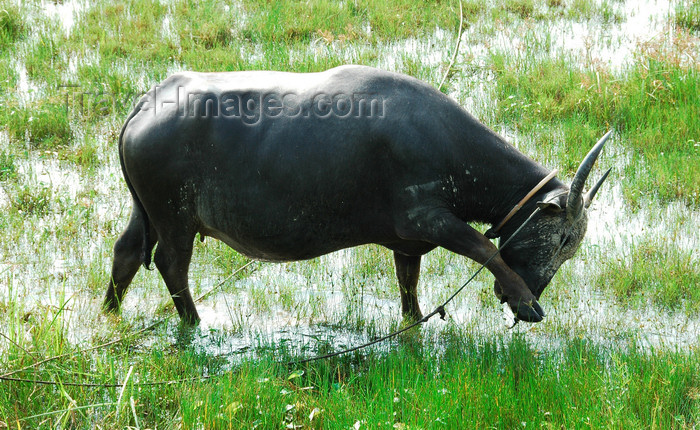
[0,2,24,47]
[0,150,17,180]
[504,0,536,19]
[8,183,53,216]
[69,0,175,64]
[5,100,73,148]
[240,0,460,43]
[24,33,66,87]
[598,239,700,313]
[172,0,237,50]
[676,0,700,32]
[566,0,623,23]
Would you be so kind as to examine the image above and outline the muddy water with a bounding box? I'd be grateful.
[1,0,698,362]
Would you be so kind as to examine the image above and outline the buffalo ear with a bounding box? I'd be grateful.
[537,190,567,212]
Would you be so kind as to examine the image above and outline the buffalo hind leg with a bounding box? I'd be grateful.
[104,207,153,313]
[153,236,200,325]
[394,252,423,321]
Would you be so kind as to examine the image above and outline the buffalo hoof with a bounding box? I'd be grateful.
[511,300,545,323]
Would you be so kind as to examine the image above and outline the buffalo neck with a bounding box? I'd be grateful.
[449,126,563,228]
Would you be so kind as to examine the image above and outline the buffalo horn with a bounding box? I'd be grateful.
[584,167,611,208]
[567,130,613,220]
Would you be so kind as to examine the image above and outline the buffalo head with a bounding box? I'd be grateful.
[492,131,612,320]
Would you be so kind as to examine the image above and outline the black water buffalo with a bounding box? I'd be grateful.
[104,65,610,325]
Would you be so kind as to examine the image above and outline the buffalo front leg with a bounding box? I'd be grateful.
[394,252,423,321]
[153,238,200,325]
[398,211,544,322]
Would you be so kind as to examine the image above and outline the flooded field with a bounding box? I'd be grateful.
[0,0,698,427]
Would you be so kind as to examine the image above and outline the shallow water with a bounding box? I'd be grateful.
[115,173,699,360]
[41,0,84,35]
[1,0,698,363]
[551,0,675,70]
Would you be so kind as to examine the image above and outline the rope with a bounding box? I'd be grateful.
[0,320,167,380]
[485,169,558,239]
[437,0,464,92]
[287,207,542,365]
[289,306,445,366]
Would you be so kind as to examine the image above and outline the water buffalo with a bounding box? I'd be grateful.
[104,65,610,325]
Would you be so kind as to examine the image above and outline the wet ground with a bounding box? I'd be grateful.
[0,0,698,363]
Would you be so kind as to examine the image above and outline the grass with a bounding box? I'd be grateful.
[4,99,73,148]
[0,150,16,180]
[0,2,24,48]
[8,182,53,216]
[24,32,66,87]
[598,238,700,314]
[676,0,700,31]
[0,0,699,428]
[488,28,700,206]
[69,0,176,65]
[239,0,462,43]
[565,0,624,23]
[1,328,698,428]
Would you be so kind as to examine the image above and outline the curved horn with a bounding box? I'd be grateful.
[584,167,611,208]
[567,130,613,220]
